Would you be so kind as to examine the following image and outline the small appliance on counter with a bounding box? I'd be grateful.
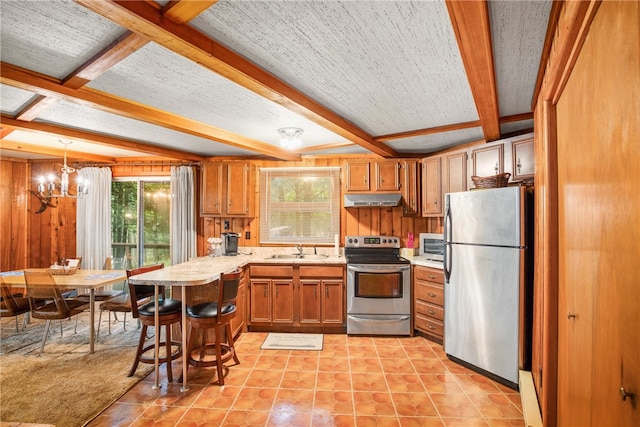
[418,233,445,265]
[221,232,239,256]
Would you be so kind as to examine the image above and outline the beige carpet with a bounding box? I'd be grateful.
[261,333,323,350]
[0,311,153,426]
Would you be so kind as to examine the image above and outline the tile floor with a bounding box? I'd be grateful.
[88,333,525,427]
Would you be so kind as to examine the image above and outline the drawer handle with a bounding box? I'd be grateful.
[428,310,436,315]
[428,325,435,330]
[428,275,436,279]
[428,292,437,298]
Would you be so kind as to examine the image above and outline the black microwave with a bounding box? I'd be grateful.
[419,233,445,262]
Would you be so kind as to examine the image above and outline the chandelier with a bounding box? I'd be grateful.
[37,140,88,199]
[278,127,304,149]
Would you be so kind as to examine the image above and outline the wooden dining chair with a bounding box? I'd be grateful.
[126,264,183,381]
[1,277,31,332]
[24,270,90,356]
[184,269,241,385]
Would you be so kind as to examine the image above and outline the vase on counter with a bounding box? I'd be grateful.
[207,238,222,257]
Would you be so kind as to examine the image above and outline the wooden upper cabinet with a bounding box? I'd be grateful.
[511,137,534,180]
[201,162,224,215]
[201,162,253,217]
[345,161,371,191]
[444,151,467,195]
[345,160,400,192]
[375,161,401,191]
[471,143,504,178]
[401,160,420,215]
[422,157,442,217]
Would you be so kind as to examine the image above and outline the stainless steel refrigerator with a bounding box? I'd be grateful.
[444,186,531,389]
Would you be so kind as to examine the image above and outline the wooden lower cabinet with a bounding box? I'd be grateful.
[230,267,247,337]
[413,265,445,343]
[248,264,345,332]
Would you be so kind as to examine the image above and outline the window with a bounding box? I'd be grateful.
[111,178,171,268]
[259,167,341,245]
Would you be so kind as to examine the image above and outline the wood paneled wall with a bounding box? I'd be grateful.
[2,156,435,271]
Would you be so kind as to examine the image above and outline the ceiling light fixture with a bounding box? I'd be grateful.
[278,127,304,149]
[37,140,88,199]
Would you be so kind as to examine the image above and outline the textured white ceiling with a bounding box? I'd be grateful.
[1,0,549,161]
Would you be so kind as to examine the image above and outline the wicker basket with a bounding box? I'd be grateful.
[471,172,511,189]
[50,266,77,275]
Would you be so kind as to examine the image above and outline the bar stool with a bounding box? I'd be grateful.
[126,264,183,381]
[185,269,241,385]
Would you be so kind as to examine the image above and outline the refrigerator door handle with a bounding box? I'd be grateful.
[444,204,452,282]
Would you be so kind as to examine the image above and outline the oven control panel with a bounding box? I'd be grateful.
[345,235,400,248]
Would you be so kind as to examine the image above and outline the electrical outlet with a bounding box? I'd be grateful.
[224,221,229,230]
[245,231,250,240]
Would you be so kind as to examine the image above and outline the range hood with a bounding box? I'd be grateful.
[344,193,402,208]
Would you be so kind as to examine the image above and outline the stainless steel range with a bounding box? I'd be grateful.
[345,235,411,336]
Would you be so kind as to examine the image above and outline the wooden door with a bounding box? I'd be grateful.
[272,279,294,324]
[421,157,442,217]
[201,163,223,215]
[322,280,343,324]
[375,161,400,191]
[401,160,420,215]
[556,2,640,425]
[444,151,467,195]
[345,161,370,191]
[299,280,321,324]
[226,163,250,215]
[471,144,503,178]
[249,279,270,323]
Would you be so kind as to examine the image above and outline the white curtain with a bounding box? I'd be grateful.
[170,166,196,265]
[76,167,112,269]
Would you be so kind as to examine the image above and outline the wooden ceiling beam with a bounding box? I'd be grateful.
[0,140,115,163]
[500,112,534,123]
[1,114,206,161]
[375,120,482,143]
[74,0,397,158]
[162,0,219,24]
[446,0,501,142]
[0,63,300,161]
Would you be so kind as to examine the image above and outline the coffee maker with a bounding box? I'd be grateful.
[221,232,239,256]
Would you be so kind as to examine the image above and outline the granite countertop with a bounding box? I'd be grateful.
[129,246,446,285]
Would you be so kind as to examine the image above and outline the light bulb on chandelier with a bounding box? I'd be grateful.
[37,139,89,199]
[278,127,304,149]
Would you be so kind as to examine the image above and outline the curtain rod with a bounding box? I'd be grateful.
[75,161,201,168]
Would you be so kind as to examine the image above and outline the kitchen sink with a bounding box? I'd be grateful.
[265,254,329,260]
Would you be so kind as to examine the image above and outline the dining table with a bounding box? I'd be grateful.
[0,268,127,354]
[127,257,243,392]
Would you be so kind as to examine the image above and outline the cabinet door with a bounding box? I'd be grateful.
[272,279,294,323]
[375,161,400,191]
[471,144,504,178]
[444,151,467,195]
[201,163,224,215]
[226,163,251,216]
[345,161,371,191]
[401,160,420,215]
[512,138,534,180]
[300,280,321,324]
[422,157,442,216]
[231,279,245,337]
[322,280,344,324]
[249,279,270,323]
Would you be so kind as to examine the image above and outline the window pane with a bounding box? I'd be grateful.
[260,167,340,244]
[142,182,171,266]
[111,181,138,268]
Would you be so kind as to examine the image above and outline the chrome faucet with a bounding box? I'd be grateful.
[296,244,304,255]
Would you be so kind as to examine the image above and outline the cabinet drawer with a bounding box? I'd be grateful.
[414,267,444,283]
[415,283,444,306]
[415,300,444,321]
[299,266,343,278]
[249,265,293,278]
[415,314,443,337]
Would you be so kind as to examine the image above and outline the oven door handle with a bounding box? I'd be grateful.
[347,264,410,273]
